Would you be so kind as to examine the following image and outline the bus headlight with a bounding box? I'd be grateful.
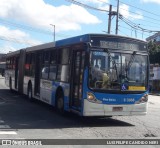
[87,92,102,104]
[135,94,148,104]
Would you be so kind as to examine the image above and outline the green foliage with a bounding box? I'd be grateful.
[148,41,160,55]
[148,41,160,64]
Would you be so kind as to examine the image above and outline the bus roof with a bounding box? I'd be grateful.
[55,33,146,47]
[26,42,53,52]
[26,34,147,52]
[25,34,90,53]
[55,34,90,47]
[6,34,147,56]
[6,50,21,57]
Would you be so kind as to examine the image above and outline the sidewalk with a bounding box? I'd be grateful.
[149,91,160,96]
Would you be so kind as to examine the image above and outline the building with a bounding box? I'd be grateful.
[149,64,160,92]
[0,54,6,62]
[0,54,6,76]
[146,32,160,44]
[147,33,160,92]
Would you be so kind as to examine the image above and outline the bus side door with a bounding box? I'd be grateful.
[70,50,85,111]
[34,52,42,96]
[15,57,19,89]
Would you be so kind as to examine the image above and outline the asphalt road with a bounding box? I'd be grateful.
[0,76,160,148]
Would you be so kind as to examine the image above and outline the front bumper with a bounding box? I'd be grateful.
[83,99,147,116]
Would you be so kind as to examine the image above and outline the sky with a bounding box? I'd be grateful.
[0,0,160,53]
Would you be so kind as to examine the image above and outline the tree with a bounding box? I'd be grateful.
[148,41,160,64]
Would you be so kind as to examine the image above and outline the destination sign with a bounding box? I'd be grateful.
[100,41,140,50]
[90,35,147,51]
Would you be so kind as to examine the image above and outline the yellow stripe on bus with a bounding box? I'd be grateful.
[128,86,145,91]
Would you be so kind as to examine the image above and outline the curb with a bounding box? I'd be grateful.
[149,93,160,96]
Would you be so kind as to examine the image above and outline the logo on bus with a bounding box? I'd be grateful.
[103,98,116,102]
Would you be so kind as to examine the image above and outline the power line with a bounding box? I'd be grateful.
[67,0,159,37]
[65,0,108,12]
[119,24,152,38]
[0,0,158,42]
[66,0,160,31]
[126,15,160,27]
[70,0,160,39]
[119,15,159,33]
[0,18,70,38]
[117,0,160,18]
[0,35,39,46]
[96,0,160,24]
[118,29,129,37]
[121,9,160,23]
[88,0,160,36]
[0,18,52,36]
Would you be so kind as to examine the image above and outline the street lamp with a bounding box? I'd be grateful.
[50,24,55,42]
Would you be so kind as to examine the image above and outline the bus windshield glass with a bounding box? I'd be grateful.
[89,49,148,91]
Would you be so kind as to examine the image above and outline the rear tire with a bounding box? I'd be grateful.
[27,85,33,102]
[56,93,64,114]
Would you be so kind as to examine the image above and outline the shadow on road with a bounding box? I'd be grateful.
[0,89,134,130]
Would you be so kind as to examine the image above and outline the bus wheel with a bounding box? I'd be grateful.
[27,85,33,101]
[56,93,64,114]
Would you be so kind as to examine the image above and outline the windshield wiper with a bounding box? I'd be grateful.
[127,51,137,69]
[124,51,136,78]
[104,49,119,81]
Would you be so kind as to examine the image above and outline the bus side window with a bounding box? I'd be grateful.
[31,53,35,76]
[6,58,10,69]
[49,65,57,80]
[49,49,57,80]
[41,51,50,79]
[42,67,49,79]
[57,48,70,82]
[25,54,31,76]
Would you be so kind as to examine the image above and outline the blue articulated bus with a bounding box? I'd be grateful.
[5,34,149,116]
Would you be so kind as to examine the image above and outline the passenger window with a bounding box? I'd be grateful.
[41,51,50,79]
[49,65,57,80]
[41,67,49,79]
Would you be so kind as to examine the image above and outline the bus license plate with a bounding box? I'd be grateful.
[113,107,123,112]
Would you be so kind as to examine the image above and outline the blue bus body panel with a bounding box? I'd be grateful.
[51,81,59,106]
[55,34,90,47]
[51,81,70,111]
[92,92,145,105]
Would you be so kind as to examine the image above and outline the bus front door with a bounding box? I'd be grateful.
[71,50,85,111]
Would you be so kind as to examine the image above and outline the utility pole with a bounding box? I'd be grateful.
[115,0,120,35]
[108,5,112,34]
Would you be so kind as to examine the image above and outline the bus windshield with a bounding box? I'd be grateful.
[89,49,148,91]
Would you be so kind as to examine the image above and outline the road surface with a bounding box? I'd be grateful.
[0,76,159,147]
